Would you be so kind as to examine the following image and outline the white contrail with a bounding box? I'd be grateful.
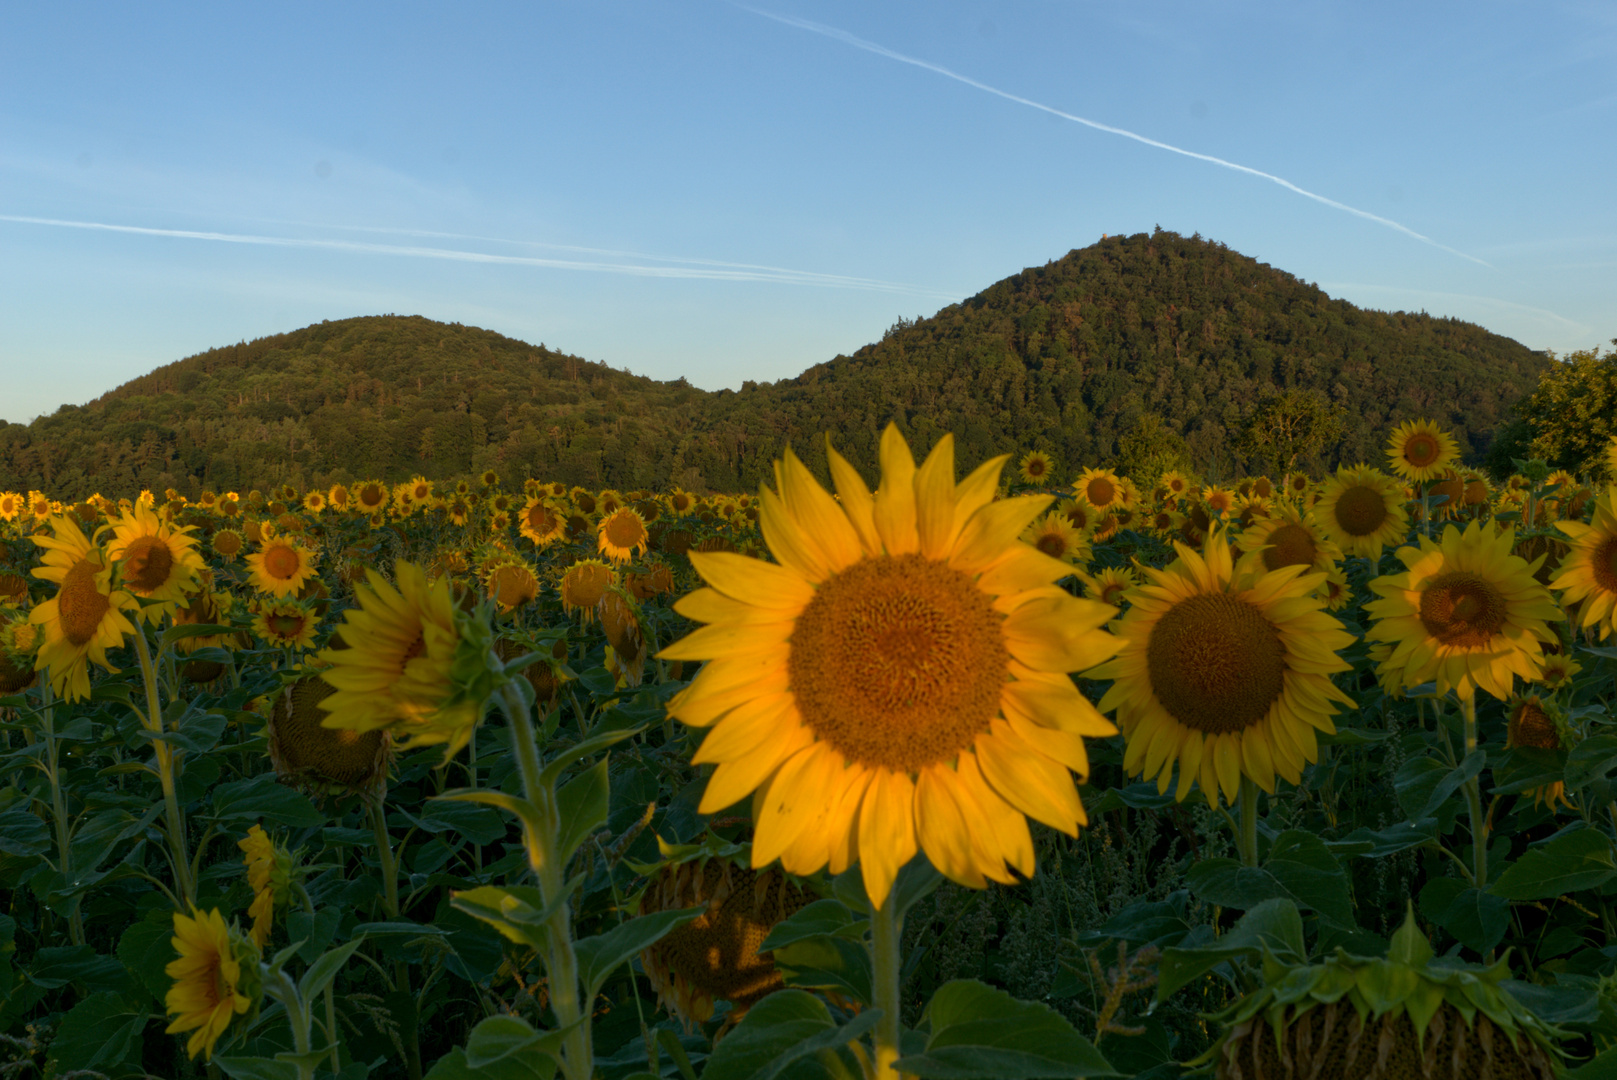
[0,214,960,298]
[740,5,1492,269]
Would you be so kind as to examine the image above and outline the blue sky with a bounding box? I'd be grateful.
[3,1,1613,424]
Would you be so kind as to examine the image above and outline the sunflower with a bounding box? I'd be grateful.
[485,558,540,613]
[238,824,294,949]
[217,494,241,519]
[326,483,350,512]
[1318,568,1351,611]
[267,672,390,797]
[409,476,433,505]
[1075,467,1123,510]
[667,489,696,517]
[600,585,648,687]
[245,539,318,599]
[29,517,138,701]
[252,600,319,649]
[0,492,21,521]
[0,612,39,694]
[559,558,618,623]
[317,562,476,755]
[598,489,626,516]
[639,853,813,1030]
[659,426,1120,909]
[210,528,245,561]
[1235,504,1341,576]
[1506,694,1574,812]
[1076,565,1138,608]
[1552,486,1617,639]
[1314,464,1409,561]
[164,907,256,1061]
[1086,529,1356,806]
[1020,512,1088,565]
[1385,418,1459,481]
[302,491,326,514]
[1202,485,1235,516]
[1536,652,1581,690]
[490,510,512,532]
[597,507,650,563]
[354,481,388,514]
[480,469,500,489]
[1365,521,1561,701]
[1160,471,1191,498]
[1017,450,1056,485]
[106,503,205,622]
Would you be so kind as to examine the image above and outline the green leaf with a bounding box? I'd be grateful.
[451,882,580,952]
[1331,819,1439,859]
[1263,831,1355,930]
[28,944,125,990]
[759,899,866,952]
[161,622,236,648]
[117,910,177,1002]
[409,799,510,845]
[435,788,547,844]
[45,991,146,1076]
[575,907,703,1003]
[298,935,367,1002]
[1415,749,1486,820]
[697,989,878,1080]
[895,979,1119,1078]
[1157,900,1303,999]
[555,756,611,868]
[1419,880,1509,955]
[538,725,644,790]
[1490,828,1617,900]
[659,1027,700,1080]
[461,1014,577,1079]
[210,774,324,828]
[1185,860,1290,911]
[1490,746,1566,795]
[0,809,49,857]
[1565,734,1617,791]
[215,1057,302,1080]
[773,933,874,1006]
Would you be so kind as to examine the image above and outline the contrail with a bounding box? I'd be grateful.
[0,214,960,298]
[740,6,1492,268]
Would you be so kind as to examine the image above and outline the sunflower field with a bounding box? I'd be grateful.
[1,421,1616,1080]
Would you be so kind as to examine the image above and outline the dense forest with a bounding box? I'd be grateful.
[0,229,1551,498]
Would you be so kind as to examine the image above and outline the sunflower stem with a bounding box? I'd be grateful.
[1238,777,1261,868]
[870,895,905,1080]
[134,628,194,904]
[502,681,592,1080]
[368,796,421,1080]
[1462,695,1489,889]
[38,680,85,945]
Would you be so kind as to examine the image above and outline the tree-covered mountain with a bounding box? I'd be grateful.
[0,229,1551,498]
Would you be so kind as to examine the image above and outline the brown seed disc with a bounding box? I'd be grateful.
[1146,593,1285,735]
[1419,571,1507,649]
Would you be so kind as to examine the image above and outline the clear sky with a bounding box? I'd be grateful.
[3,1,1613,424]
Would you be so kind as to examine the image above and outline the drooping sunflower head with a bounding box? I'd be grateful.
[1235,504,1342,577]
[29,516,138,701]
[1020,511,1089,565]
[164,907,259,1062]
[599,584,647,687]
[639,850,814,1030]
[597,507,650,563]
[1075,467,1123,510]
[1017,449,1056,485]
[267,671,390,798]
[660,424,1121,908]
[1087,528,1356,806]
[1202,909,1562,1080]
[1505,692,1578,809]
[1366,521,1562,701]
[559,558,618,623]
[1385,418,1459,481]
[484,557,540,614]
[1315,464,1410,561]
[244,538,318,599]
[107,503,206,621]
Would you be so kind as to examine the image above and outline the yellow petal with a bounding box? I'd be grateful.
[873,423,919,555]
[857,769,919,910]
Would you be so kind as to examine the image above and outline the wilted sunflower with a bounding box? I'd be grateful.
[1314,464,1409,561]
[1087,529,1356,805]
[244,538,318,598]
[559,558,618,623]
[354,481,388,514]
[106,503,205,622]
[599,584,647,687]
[1020,512,1088,565]
[1506,693,1574,812]
[660,426,1120,909]
[317,562,477,755]
[1075,467,1124,510]
[1385,418,1459,481]
[1552,485,1617,639]
[251,599,319,649]
[1235,504,1341,576]
[1365,521,1561,701]
[164,907,257,1062]
[30,516,138,701]
[1017,450,1055,485]
[597,507,650,563]
[639,852,813,1030]
[268,671,390,797]
[484,558,540,613]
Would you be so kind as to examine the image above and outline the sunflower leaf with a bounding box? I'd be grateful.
[896,979,1119,1078]
[1565,735,1617,792]
[697,989,878,1080]
[575,906,704,1003]
[1490,828,1617,900]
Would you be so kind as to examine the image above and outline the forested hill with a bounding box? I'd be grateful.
[0,229,1550,498]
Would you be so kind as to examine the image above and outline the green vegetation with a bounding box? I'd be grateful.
[1488,340,1617,480]
[0,229,1551,499]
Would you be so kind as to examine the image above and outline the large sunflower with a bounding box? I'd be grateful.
[1314,464,1409,561]
[1552,485,1617,639]
[1365,521,1561,701]
[1086,530,1355,806]
[1075,467,1124,511]
[244,538,318,598]
[1234,504,1341,576]
[164,907,255,1061]
[106,503,205,622]
[29,516,138,701]
[1385,419,1459,481]
[317,561,476,754]
[659,426,1120,909]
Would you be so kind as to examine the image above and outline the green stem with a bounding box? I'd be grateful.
[1238,777,1261,869]
[134,629,194,904]
[271,968,315,1080]
[1462,695,1488,889]
[39,681,84,945]
[870,896,905,1080]
[368,797,421,1080]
